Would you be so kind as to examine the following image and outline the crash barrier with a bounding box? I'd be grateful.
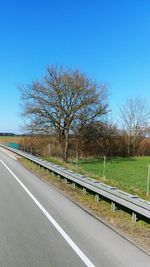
[1,144,150,223]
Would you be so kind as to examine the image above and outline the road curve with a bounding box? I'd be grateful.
[0,149,149,267]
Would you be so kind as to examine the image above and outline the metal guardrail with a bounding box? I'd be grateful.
[1,145,150,223]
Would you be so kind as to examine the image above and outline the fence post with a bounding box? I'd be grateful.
[103,156,106,178]
[146,165,150,195]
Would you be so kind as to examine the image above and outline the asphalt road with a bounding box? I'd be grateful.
[0,149,149,267]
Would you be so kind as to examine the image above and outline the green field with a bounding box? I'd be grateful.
[75,157,150,199]
[42,155,150,200]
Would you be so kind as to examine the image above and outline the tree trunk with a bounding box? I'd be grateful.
[61,130,69,162]
[127,138,130,156]
[64,132,69,162]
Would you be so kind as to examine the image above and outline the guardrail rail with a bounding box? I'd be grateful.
[0,144,150,223]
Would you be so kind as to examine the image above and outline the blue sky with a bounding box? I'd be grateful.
[0,0,150,133]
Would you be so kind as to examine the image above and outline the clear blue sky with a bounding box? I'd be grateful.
[0,0,150,133]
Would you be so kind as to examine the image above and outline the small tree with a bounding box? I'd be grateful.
[19,65,109,162]
[120,97,150,156]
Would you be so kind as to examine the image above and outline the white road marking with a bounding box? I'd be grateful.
[0,159,95,267]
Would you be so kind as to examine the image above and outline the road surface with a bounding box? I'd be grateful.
[0,149,149,267]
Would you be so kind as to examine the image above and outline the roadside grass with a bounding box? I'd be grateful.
[19,157,150,254]
[41,156,150,200]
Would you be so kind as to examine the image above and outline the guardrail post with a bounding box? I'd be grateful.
[83,188,86,195]
[132,212,137,223]
[64,178,68,184]
[111,202,116,212]
[95,194,100,202]
[38,164,41,171]
[32,162,35,170]
[72,182,76,189]
[51,172,54,177]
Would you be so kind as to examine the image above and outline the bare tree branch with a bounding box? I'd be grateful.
[120,97,150,156]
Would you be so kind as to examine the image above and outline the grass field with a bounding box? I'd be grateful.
[43,156,150,200]
[73,157,150,199]
[0,136,22,143]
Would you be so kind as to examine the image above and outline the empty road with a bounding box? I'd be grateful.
[0,149,149,267]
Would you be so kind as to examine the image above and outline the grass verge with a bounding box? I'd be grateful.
[19,157,150,255]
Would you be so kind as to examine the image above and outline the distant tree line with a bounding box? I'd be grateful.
[19,65,150,161]
[0,132,15,136]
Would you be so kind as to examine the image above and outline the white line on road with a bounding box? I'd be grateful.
[0,159,95,267]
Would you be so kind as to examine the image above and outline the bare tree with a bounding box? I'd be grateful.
[19,65,109,162]
[120,97,150,156]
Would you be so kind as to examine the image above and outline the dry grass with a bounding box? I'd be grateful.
[0,136,23,143]
[19,157,150,255]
